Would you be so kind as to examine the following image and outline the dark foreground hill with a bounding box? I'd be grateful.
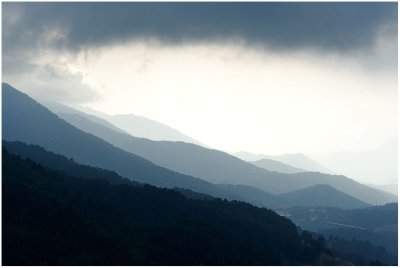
[285,204,398,259]
[2,141,139,187]
[3,149,329,265]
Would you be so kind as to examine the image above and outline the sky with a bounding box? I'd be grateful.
[2,2,398,155]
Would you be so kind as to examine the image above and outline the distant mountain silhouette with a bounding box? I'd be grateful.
[235,151,332,174]
[279,184,370,209]
[270,154,333,174]
[72,105,206,146]
[43,101,129,135]
[53,108,396,205]
[251,158,305,174]
[2,83,232,199]
[217,184,293,210]
[234,151,269,162]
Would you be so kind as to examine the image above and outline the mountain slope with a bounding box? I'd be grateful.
[4,140,223,203]
[235,151,332,174]
[43,101,129,135]
[76,105,205,146]
[3,141,140,187]
[279,184,370,209]
[109,114,204,144]
[3,149,326,265]
[9,140,320,211]
[2,83,231,199]
[271,153,333,174]
[54,109,396,205]
[217,184,293,210]
[286,203,398,232]
[251,158,305,174]
[285,203,398,258]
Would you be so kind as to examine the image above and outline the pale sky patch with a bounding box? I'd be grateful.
[15,39,394,156]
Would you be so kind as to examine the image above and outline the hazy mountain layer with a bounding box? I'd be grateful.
[217,184,293,209]
[251,158,305,174]
[1,141,301,211]
[44,101,129,135]
[78,105,205,146]
[279,184,370,209]
[4,140,375,212]
[270,154,333,174]
[54,109,396,205]
[2,83,231,199]
[235,151,332,174]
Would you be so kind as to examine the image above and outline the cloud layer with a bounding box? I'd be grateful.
[3,2,397,103]
[3,2,397,53]
[2,3,398,158]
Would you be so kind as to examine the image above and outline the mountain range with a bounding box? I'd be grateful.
[3,142,397,264]
[5,141,371,211]
[51,107,395,205]
[4,83,397,205]
[235,151,333,174]
[2,83,231,199]
[250,158,305,174]
[48,102,205,146]
[279,184,370,209]
[2,82,398,265]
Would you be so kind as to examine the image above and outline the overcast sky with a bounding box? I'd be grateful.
[2,2,398,155]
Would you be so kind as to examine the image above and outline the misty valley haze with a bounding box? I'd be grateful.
[2,2,398,266]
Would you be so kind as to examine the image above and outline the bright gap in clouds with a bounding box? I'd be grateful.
[23,41,398,155]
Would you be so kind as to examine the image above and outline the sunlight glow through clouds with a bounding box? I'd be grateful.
[43,40,397,155]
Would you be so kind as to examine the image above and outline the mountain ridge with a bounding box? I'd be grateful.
[251,158,305,174]
[279,184,370,209]
[2,83,232,199]
[53,108,396,205]
[79,105,206,146]
[235,151,333,174]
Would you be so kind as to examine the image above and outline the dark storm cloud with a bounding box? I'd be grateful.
[2,2,397,104]
[3,2,398,53]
